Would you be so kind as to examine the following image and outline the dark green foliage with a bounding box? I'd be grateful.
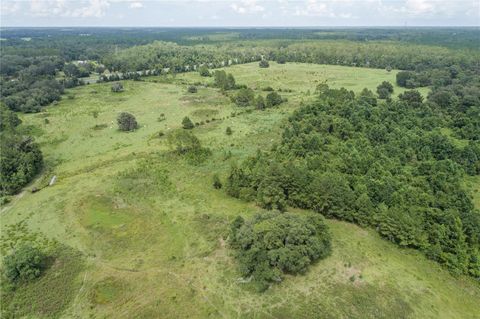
[259,60,270,68]
[233,88,255,106]
[376,81,394,99]
[398,90,423,105]
[1,246,84,319]
[226,127,233,135]
[226,86,480,278]
[358,88,377,106]
[182,116,195,129]
[229,211,331,291]
[396,71,414,87]
[167,130,201,154]
[266,91,283,107]
[117,112,138,131]
[111,82,124,93]
[276,55,287,64]
[198,65,210,77]
[187,85,197,93]
[3,244,46,283]
[0,105,22,132]
[213,70,236,90]
[63,63,89,78]
[255,95,266,110]
[166,130,210,163]
[213,174,222,189]
[0,134,43,195]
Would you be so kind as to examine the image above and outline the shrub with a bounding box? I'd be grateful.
[198,65,210,77]
[167,130,211,163]
[229,211,331,291]
[111,82,124,93]
[3,244,46,283]
[117,112,138,131]
[187,85,197,93]
[214,70,236,90]
[256,95,266,110]
[262,86,274,91]
[276,56,287,64]
[234,88,255,106]
[167,130,201,153]
[182,116,195,129]
[213,174,222,189]
[266,92,283,107]
[259,60,270,68]
[226,127,233,135]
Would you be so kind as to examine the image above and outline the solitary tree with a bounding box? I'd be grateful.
[266,92,283,107]
[117,112,138,131]
[234,88,255,106]
[3,244,46,283]
[226,127,233,135]
[182,116,195,129]
[187,85,197,93]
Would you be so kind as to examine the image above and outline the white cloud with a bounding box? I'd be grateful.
[71,0,110,18]
[129,2,143,9]
[29,0,67,17]
[0,1,21,15]
[405,0,435,14]
[231,0,265,14]
[25,0,143,18]
[294,0,335,17]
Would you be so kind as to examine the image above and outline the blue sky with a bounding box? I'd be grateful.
[1,0,478,27]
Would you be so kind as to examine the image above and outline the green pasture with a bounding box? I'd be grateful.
[1,63,478,319]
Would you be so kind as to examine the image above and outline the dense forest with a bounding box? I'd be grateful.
[226,80,480,278]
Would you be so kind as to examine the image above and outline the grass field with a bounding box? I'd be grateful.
[1,63,478,318]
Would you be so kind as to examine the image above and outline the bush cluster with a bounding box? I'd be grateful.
[229,211,331,291]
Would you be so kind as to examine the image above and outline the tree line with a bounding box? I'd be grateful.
[225,83,480,278]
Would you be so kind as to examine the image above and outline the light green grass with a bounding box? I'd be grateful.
[1,63,478,319]
[177,61,430,97]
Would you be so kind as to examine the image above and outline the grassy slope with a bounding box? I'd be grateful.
[1,63,478,319]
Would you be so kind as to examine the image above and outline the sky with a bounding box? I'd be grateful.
[0,0,479,27]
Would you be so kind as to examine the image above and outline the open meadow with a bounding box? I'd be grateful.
[1,62,479,318]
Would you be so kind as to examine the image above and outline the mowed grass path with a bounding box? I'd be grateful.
[1,63,479,319]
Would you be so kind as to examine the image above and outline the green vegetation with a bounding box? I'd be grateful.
[187,85,198,93]
[3,244,46,283]
[1,27,479,318]
[181,116,195,129]
[117,112,138,131]
[111,82,124,93]
[226,84,480,278]
[0,106,43,195]
[376,81,394,99]
[229,211,331,291]
[259,60,270,68]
